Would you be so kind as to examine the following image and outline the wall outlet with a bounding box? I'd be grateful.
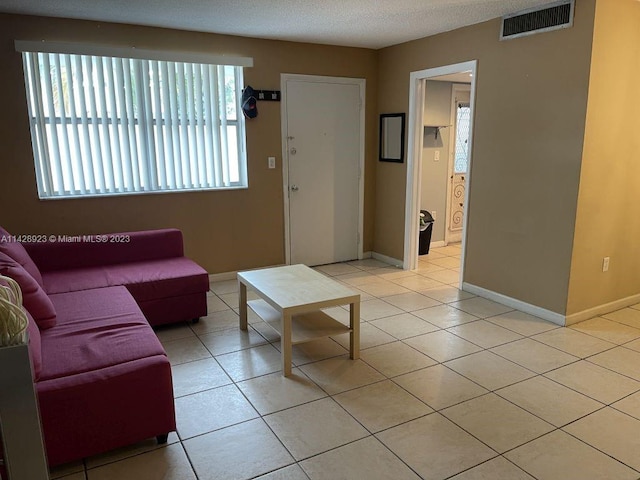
[434,151,440,162]
[602,256,610,272]
[268,156,276,169]
[431,211,436,220]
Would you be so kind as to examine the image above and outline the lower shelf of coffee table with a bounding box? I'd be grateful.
[247,299,351,345]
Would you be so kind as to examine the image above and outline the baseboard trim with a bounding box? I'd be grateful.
[430,240,446,248]
[565,293,640,326]
[462,282,566,326]
[361,251,373,259]
[371,252,404,268]
[208,272,237,282]
[208,263,287,283]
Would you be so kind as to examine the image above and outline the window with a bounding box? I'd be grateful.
[18,44,250,198]
[454,103,470,174]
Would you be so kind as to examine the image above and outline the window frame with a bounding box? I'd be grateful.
[16,41,253,200]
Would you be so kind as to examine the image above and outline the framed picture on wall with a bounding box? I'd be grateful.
[379,113,405,163]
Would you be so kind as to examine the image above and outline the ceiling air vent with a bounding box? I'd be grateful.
[500,0,574,40]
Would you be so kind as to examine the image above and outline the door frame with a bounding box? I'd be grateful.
[444,83,472,245]
[403,61,477,285]
[280,73,366,265]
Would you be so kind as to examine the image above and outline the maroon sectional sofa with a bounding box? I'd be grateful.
[0,227,209,466]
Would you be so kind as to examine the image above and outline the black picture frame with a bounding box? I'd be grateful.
[379,113,406,163]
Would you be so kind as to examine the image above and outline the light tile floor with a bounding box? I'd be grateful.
[50,244,640,480]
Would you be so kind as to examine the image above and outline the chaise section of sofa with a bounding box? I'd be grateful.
[23,228,209,326]
[38,286,175,466]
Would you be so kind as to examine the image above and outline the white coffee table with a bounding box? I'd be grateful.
[237,264,360,376]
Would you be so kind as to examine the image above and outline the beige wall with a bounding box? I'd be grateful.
[567,0,640,315]
[4,4,626,318]
[421,80,453,243]
[0,14,378,273]
[375,0,596,314]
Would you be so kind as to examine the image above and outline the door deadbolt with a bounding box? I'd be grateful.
[290,185,299,192]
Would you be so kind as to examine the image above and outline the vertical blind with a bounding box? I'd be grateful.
[21,51,248,198]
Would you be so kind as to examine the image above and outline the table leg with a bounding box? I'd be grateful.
[281,312,293,376]
[238,280,248,331]
[349,300,360,360]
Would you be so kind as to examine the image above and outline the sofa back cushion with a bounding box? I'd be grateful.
[0,227,44,287]
[0,252,57,329]
[23,229,184,272]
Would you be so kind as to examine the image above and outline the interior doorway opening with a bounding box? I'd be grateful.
[403,61,477,286]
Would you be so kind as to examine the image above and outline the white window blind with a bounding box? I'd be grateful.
[20,49,248,198]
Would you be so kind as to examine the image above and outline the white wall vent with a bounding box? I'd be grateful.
[500,0,574,41]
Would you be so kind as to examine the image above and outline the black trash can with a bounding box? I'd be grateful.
[419,210,434,255]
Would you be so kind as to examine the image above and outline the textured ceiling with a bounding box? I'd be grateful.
[0,0,559,49]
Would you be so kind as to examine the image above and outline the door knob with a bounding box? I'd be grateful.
[290,185,299,192]
[290,147,297,155]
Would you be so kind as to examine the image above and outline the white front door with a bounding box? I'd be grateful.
[282,76,363,266]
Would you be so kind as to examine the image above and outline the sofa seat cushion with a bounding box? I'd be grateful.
[40,286,166,381]
[42,257,209,301]
[41,266,111,294]
[120,258,209,302]
[0,252,57,329]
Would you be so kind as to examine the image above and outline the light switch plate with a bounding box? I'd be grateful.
[268,157,276,169]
